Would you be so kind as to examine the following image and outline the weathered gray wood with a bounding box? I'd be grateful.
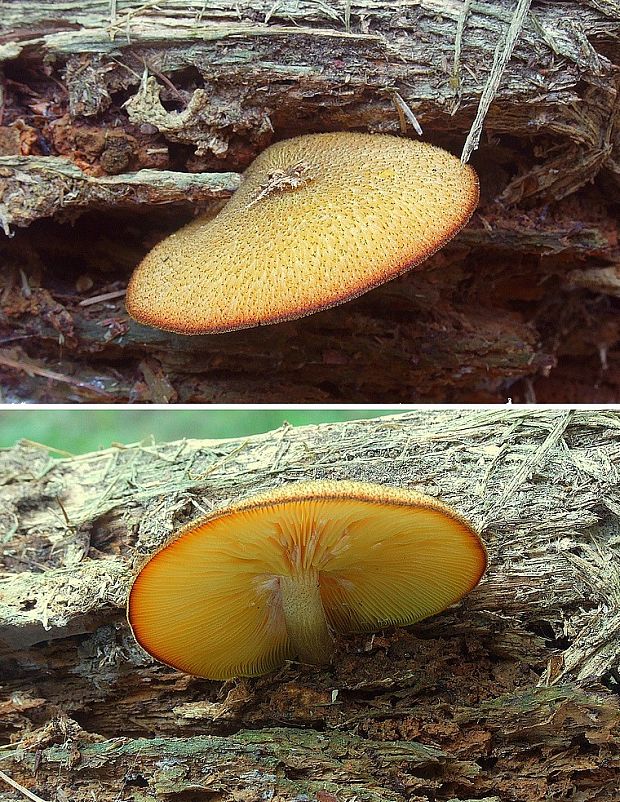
[0,0,619,225]
[1,410,619,801]
[0,157,239,232]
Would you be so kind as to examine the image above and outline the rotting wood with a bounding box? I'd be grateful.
[0,210,613,403]
[0,410,619,800]
[1,1,619,217]
[0,156,239,232]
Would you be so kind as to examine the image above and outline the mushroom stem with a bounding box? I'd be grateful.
[279,571,334,665]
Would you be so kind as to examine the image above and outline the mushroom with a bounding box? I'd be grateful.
[126,132,479,334]
[127,480,487,679]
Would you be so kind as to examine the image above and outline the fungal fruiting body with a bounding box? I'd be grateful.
[125,133,479,334]
[127,481,487,679]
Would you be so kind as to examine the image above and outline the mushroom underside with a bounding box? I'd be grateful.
[128,489,486,679]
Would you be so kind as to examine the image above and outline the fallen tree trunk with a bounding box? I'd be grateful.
[0,1,619,401]
[1,409,619,800]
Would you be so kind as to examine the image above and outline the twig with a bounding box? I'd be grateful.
[0,769,50,802]
[390,91,423,136]
[0,351,79,384]
[264,1,279,23]
[18,439,74,458]
[0,350,107,396]
[78,289,126,307]
[271,422,293,471]
[142,59,184,102]
[187,439,250,482]
[461,0,532,163]
[451,0,472,114]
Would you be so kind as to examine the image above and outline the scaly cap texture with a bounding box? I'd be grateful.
[126,133,479,334]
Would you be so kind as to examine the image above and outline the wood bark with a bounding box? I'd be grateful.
[1,409,619,801]
[0,1,619,401]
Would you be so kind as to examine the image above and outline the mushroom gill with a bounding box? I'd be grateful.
[127,480,487,679]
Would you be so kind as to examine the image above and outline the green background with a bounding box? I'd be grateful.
[0,409,401,455]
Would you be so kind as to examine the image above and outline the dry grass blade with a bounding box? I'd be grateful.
[0,350,106,395]
[78,289,126,307]
[0,769,50,802]
[461,0,532,163]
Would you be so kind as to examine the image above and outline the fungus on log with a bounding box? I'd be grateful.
[0,410,619,800]
[0,1,618,401]
[128,480,486,677]
[126,134,478,333]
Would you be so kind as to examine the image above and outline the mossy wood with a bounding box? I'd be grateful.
[0,409,619,801]
[0,1,619,401]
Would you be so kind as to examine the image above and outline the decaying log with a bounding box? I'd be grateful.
[1,1,619,203]
[0,1,619,401]
[1,409,619,800]
[0,156,239,232]
[0,211,613,403]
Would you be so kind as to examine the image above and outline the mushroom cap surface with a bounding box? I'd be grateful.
[126,133,479,334]
[127,480,487,679]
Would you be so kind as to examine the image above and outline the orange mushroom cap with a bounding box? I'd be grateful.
[125,133,479,334]
[127,480,487,679]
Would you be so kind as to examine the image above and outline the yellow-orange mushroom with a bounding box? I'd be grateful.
[127,481,487,679]
[125,133,479,334]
